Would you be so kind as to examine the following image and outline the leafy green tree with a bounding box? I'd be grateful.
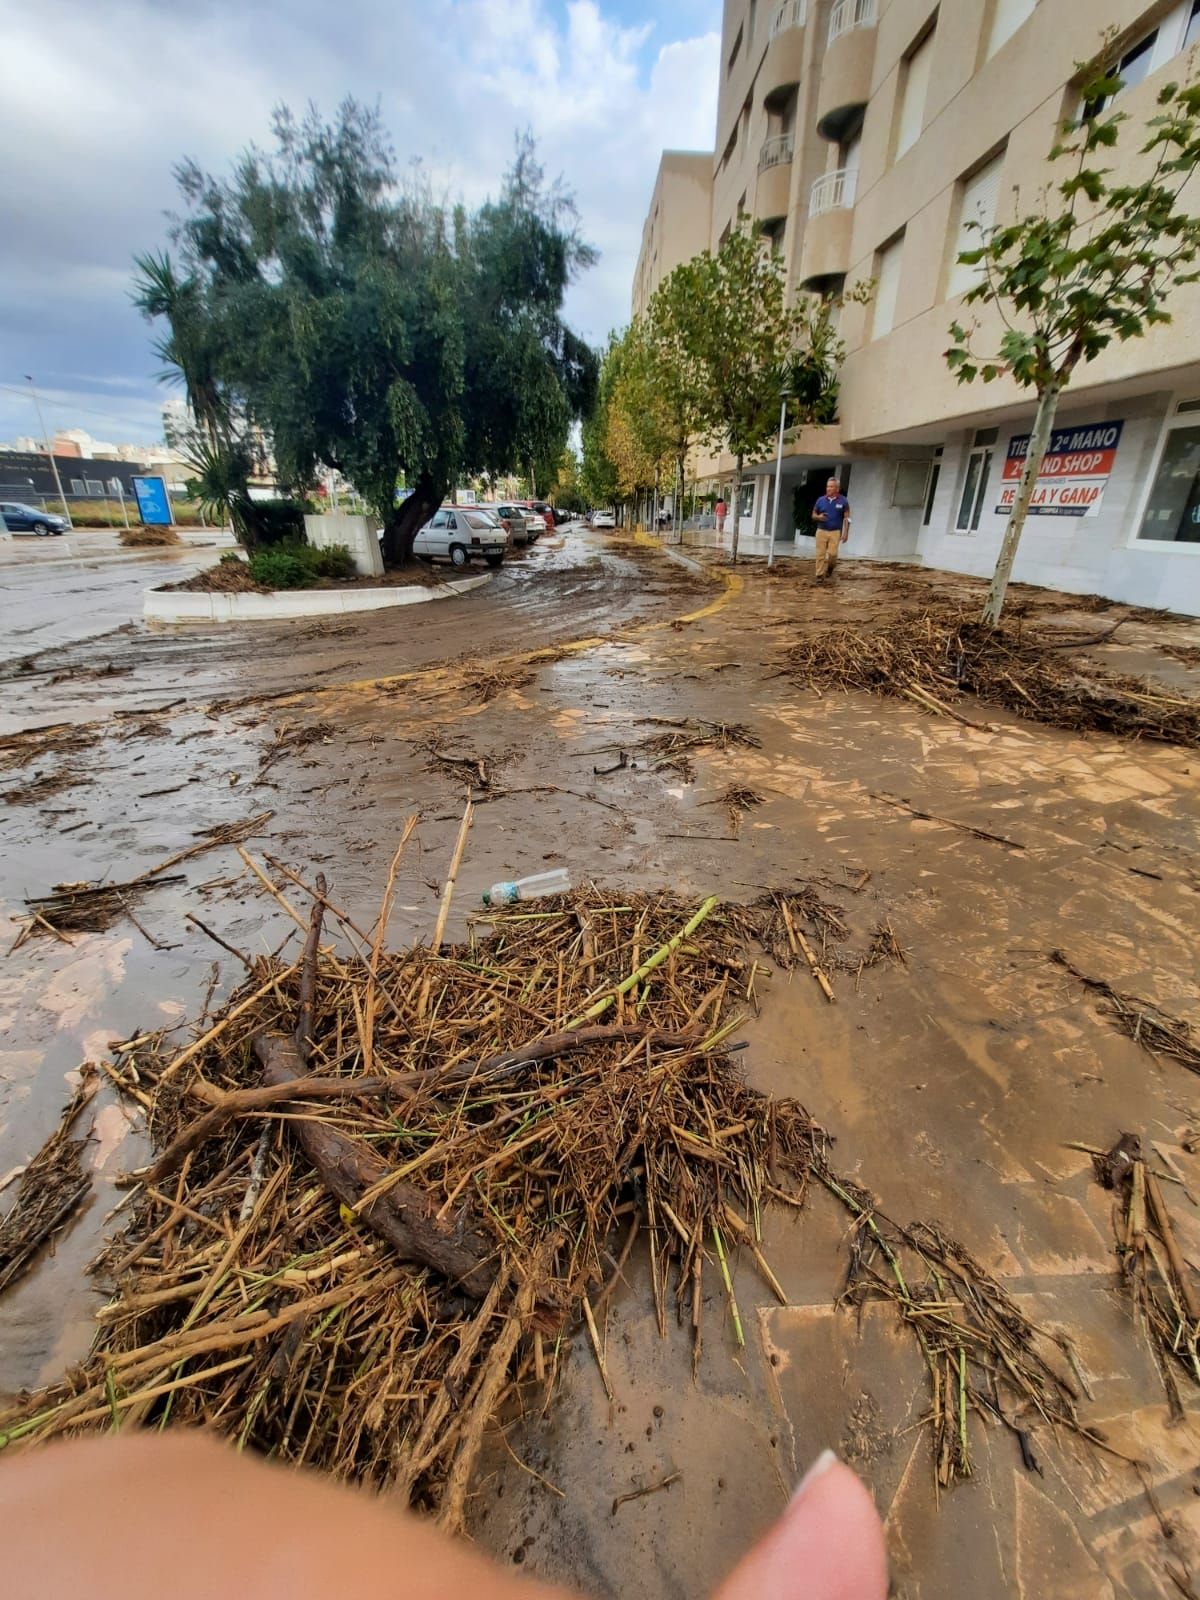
[137,106,594,563]
[946,48,1200,624]
[665,226,806,561]
[581,331,624,511]
[638,275,707,517]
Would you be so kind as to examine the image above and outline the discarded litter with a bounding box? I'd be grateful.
[482,869,571,906]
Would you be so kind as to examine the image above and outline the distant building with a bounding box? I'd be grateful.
[633,0,1200,614]
[631,151,714,318]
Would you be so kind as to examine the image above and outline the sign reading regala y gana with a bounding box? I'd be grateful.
[996,420,1124,518]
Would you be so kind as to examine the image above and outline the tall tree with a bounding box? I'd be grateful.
[666,227,806,561]
[946,46,1200,624]
[581,331,625,512]
[138,104,595,563]
[638,275,707,519]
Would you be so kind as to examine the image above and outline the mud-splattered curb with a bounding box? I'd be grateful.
[143,571,492,623]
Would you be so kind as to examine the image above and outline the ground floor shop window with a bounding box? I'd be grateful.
[738,482,754,519]
[956,429,997,532]
[1138,420,1200,544]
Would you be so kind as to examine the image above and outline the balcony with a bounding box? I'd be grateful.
[809,166,857,215]
[827,0,876,44]
[817,0,876,140]
[763,5,807,111]
[759,132,795,172]
[769,0,807,38]
[756,134,795,223]
[798,167,857,285]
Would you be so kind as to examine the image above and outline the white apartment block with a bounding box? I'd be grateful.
[633,0,1200,613]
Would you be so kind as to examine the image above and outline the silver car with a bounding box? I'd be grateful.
[414,506,507,568]
[484,502,532,545]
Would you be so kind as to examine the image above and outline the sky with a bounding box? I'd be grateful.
[0,0,720,449]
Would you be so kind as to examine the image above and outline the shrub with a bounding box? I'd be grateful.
[243,499,307,546]
[246,541,355,588]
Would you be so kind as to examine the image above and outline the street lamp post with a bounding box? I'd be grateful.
[767,387,789,570]
[24,374,73,530]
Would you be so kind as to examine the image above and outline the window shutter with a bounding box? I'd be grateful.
[872,236,904,340]
[986,0,1036,59]
[895,32,933,157]
[947,153,1004,299]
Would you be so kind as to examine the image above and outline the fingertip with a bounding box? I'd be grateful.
[716,1454,888,1600]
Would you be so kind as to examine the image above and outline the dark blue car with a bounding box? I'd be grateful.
[0,501,67,535]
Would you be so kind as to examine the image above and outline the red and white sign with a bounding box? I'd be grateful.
[995,421,1124,518]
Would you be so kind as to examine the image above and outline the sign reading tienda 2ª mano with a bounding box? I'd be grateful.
[996,421,1125,518]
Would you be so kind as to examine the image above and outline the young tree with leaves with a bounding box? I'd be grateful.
[946,49,1200,624]
[663,226,808,562]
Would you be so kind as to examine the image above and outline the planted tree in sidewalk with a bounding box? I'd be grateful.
[637,277,707,520]
[581,332,623,511]
[664,226,806,562]
[946,48,1200,625]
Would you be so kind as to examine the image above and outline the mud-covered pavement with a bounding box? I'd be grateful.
[2,525,1200,1598]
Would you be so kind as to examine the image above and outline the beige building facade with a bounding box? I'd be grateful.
[632,0,1200,613]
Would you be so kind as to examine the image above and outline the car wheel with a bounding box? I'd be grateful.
[485,553,503,569]
[35,523,50,536]
[449,543,469,569]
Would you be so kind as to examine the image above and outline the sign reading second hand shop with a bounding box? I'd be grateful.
[996,420,1124,518]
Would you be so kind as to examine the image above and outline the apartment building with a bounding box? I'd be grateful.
[632,0,1200,612]
[632,151,714,317]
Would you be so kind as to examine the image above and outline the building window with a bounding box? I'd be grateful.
[1187,0,1200,51]
[956,429,997,532]
[947,149,1005,299]
[1085,30,1157,117]
[1137,411,1200,544]
[922,446,944,525]
[739,481,755,519]
[895,24,935,159]
[892,461,930,507]
[871,234,904,340]
[986,0,1036,59]
[70,478,85,495]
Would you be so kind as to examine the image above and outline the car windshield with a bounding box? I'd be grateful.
[464,512,494,531]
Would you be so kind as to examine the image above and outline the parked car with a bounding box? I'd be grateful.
[414,506,507,568]
[527,500,556,531]
[591,509,616,530]
[553,507,571,526]
[486,502,532,545]
[0,501,67,536]
[523,507,548,538]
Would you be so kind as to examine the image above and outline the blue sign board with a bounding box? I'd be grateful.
[132,475,173,527]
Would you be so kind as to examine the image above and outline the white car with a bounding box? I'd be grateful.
[414,506,507,569]
[523,510,548,537]
[591,509,616,529]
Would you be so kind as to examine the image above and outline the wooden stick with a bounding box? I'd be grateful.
[1145,1167,1200,1323]
[582,1293,615,1402]
[365,816,419,1072]
[432,797,474,951]
[237,848,308,930]
[567,896,719,1028]
[781,901,835,1003]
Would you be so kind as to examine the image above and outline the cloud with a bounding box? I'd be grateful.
[0,0,719,444]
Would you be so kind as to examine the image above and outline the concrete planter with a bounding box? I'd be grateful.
[144,572,490,624]
[303,511,383,578]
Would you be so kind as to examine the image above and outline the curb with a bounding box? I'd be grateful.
[144,571,491,623]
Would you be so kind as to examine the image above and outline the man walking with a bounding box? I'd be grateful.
[812,477,850,579]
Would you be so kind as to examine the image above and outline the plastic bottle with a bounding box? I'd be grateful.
[482,868,571,907]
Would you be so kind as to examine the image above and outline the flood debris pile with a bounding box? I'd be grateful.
[0,1075,97,1295]
[166,561,271,594]
[1093,1134,1200,1422]
[826,1172,1102,1488]
[784,603,1200,744]
[0,888,828,1525]
[1051,952,1200,1074]
[0,723,99,807]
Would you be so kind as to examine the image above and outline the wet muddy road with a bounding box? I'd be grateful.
[2,526,1200,1598]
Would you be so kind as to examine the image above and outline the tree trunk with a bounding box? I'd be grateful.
[383,474,441,567]
[730,454,744,564]
[982,383,1060,627]
[253,1032,496,1298]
